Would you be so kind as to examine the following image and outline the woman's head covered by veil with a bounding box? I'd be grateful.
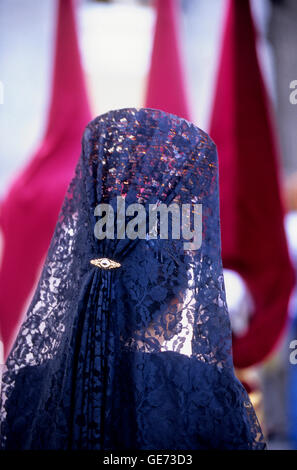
[0,108,266,450]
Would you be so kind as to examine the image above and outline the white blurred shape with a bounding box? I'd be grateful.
[285,211,297,266]
[0,0,55,197]
[79,2,154,115]
[285,211,297,319]
[223,269,254,337]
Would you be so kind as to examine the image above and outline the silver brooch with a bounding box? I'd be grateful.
[90,257,121,270]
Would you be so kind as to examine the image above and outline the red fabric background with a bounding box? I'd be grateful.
[145,0,190,121]
[0,0,92,358]
[210,0,295,368]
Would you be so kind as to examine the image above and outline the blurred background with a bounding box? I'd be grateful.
[0,0,297,450]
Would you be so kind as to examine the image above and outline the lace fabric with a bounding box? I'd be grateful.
[0,108,266,449]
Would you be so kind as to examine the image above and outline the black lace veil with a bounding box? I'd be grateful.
[0,108,266,449]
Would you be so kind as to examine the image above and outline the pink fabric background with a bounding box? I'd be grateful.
[0,0,92,358]
[210,0,295,368]
[145,0,190,121]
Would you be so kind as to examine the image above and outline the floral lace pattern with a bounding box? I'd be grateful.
[0,108,266,449]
